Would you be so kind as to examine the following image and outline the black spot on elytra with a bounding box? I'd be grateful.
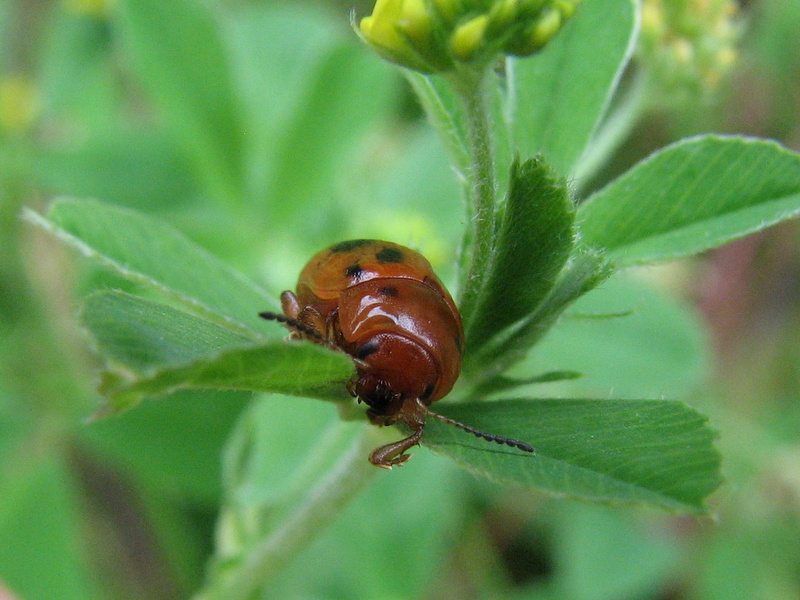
[379,285,399,297]
[345,263,363,279]
[330,239,373,253]
[355,340,380,359]
[376,246,403,263]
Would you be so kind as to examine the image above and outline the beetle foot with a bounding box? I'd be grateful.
[368,428,423,469]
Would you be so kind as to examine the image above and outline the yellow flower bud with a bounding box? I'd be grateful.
[451,14,490,61]
[0,76,38,134]
[489,0,519,30]
[360,0,405,51]
[359,0,438,73]
[358,0,583,73]
[65,0,113,17]
[398,0,433,46]
[671,38,693,65]
[554,0,580,19]
[528,8,562,50]
[432,0,460,20]
[716,46,736,70]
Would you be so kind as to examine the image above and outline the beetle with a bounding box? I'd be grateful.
[260,239,534,468]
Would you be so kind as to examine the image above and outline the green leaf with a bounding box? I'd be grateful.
[518,273,710,400]
[34,128,197,210]
[116,0,245,203]
[266,448,462,600]
[469,246,614,378]
[37,10,119,125]
[511,0,638,176]
[264,45,397,218]
[223,3,342,146]
[81,390,248,504]
[82,291,353,411]
[225,4,397,219]
[0,457,100,600]
[211,397,463,600]
[424,399,721,513]
[114,343,353,409]
[578,136,800,266]
[471,370,583,398]
[26,198,273,335]
[463,156,576,357]
[220,398,354,510]
[81,290,252,371]
[553,503,681,600]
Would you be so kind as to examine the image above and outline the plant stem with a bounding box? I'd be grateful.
[451,66,497,324]
[194,424,381,600]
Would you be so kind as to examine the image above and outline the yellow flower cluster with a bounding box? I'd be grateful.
[358,0,583,73]
[639,0,740,102]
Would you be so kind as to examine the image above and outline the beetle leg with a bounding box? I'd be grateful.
[325,309,346,347]
[367,397,428,469]
[295,306,327,339]
[279,291,327,339]
[280,290,302,319]
[368,426,424,469]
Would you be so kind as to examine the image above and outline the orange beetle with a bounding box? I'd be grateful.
[260,239,533,468]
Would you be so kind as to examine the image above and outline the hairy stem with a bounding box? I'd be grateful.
[452,66,498,325]
[194,424,381,600]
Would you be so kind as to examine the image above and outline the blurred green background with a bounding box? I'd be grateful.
[1,0,799,599]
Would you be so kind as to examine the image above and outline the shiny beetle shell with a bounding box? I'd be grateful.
[278,240,462,466]
[293,239,462,402]
[261,239,533,468]
[286,239,462,401]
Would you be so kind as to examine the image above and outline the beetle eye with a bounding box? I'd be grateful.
[355,340,380,359]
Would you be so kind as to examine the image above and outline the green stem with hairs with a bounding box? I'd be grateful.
[194,423,383,600]
[451,65,499,326]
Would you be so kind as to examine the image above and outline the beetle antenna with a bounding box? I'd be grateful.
[259,311,334,347]
[258,311,370,368]
[259,311,373,371]
[423,406,535,453]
